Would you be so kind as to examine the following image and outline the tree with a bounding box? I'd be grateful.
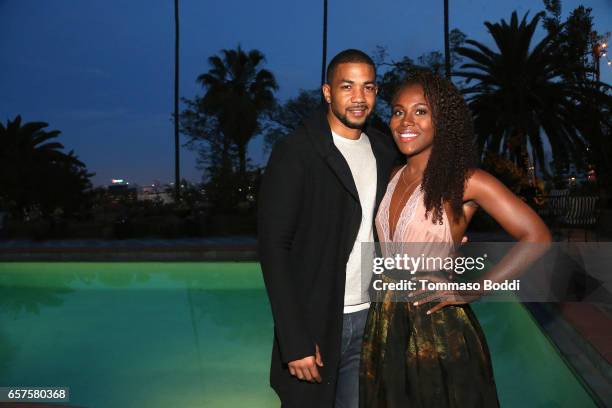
[455,11,611,182]
[173,0,181,199]
[449,29,468,68]
[543,1,600,83]
[321,0,328,87]
[418,51,445,76]
[541,1,612,186]
[179,97,235,181]
[444,0,450,78]
[264,89,322,151]
[35,150,94,217]
[194,46,278,178]
[0,116,93,219]
[417,29,467,78]
[372,30,467,117]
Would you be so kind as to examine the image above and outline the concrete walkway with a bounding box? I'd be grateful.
[0,236,258,261]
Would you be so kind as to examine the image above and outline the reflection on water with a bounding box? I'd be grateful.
[0,328,16,379]
[0,265,76,380]
[191,288,272,344]
[474,302,597,408]
[0,266,75,316]
[0,263,278,408]
[0,285,72,316]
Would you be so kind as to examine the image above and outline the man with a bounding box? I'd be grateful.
[258,49,398,407]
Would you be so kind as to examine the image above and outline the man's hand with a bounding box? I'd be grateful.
[288,344,324,383]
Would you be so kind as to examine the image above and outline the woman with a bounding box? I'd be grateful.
[360,70,551,407]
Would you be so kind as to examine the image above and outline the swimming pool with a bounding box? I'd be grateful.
[0,262,596,407]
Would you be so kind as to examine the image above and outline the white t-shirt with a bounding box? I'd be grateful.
[332,131,377,314]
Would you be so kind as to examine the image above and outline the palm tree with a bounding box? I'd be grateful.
[0,116,89,218]
[321,0,328,87]
[455,11,610,181]
[444,0,450,78]
[197,46,278,177]
[174,0,180,199]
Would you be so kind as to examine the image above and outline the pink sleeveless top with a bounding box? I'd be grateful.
[375,165,454,263]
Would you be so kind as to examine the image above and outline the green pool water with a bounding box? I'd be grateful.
[0,263,596,407]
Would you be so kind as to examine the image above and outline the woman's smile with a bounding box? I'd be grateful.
[396,128,420,141]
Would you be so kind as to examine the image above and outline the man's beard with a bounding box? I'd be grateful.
[331,105,369,129]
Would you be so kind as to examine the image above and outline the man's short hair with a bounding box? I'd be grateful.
[326,49,376,84]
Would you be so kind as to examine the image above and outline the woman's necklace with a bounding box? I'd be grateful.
[388,167,422,239]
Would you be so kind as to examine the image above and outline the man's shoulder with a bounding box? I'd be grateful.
[365,124,400,161]
[364,124,391,145]
[270,110,327,155]
[270,127,310,156]
[364,124,386,137]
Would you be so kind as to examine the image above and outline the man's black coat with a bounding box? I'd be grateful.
[258,110,398,407]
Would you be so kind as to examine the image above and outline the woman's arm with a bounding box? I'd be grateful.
[464,169,551,242]
[415,169,551,314]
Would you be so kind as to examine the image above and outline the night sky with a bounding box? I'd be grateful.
[1,0,610,187]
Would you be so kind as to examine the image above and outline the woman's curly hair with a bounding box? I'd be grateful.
[393,70,477,224]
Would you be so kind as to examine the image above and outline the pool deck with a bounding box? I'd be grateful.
[0,237,258,261]
[0,404,82,407]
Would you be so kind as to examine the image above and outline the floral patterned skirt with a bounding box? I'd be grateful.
[360,280,500,408]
